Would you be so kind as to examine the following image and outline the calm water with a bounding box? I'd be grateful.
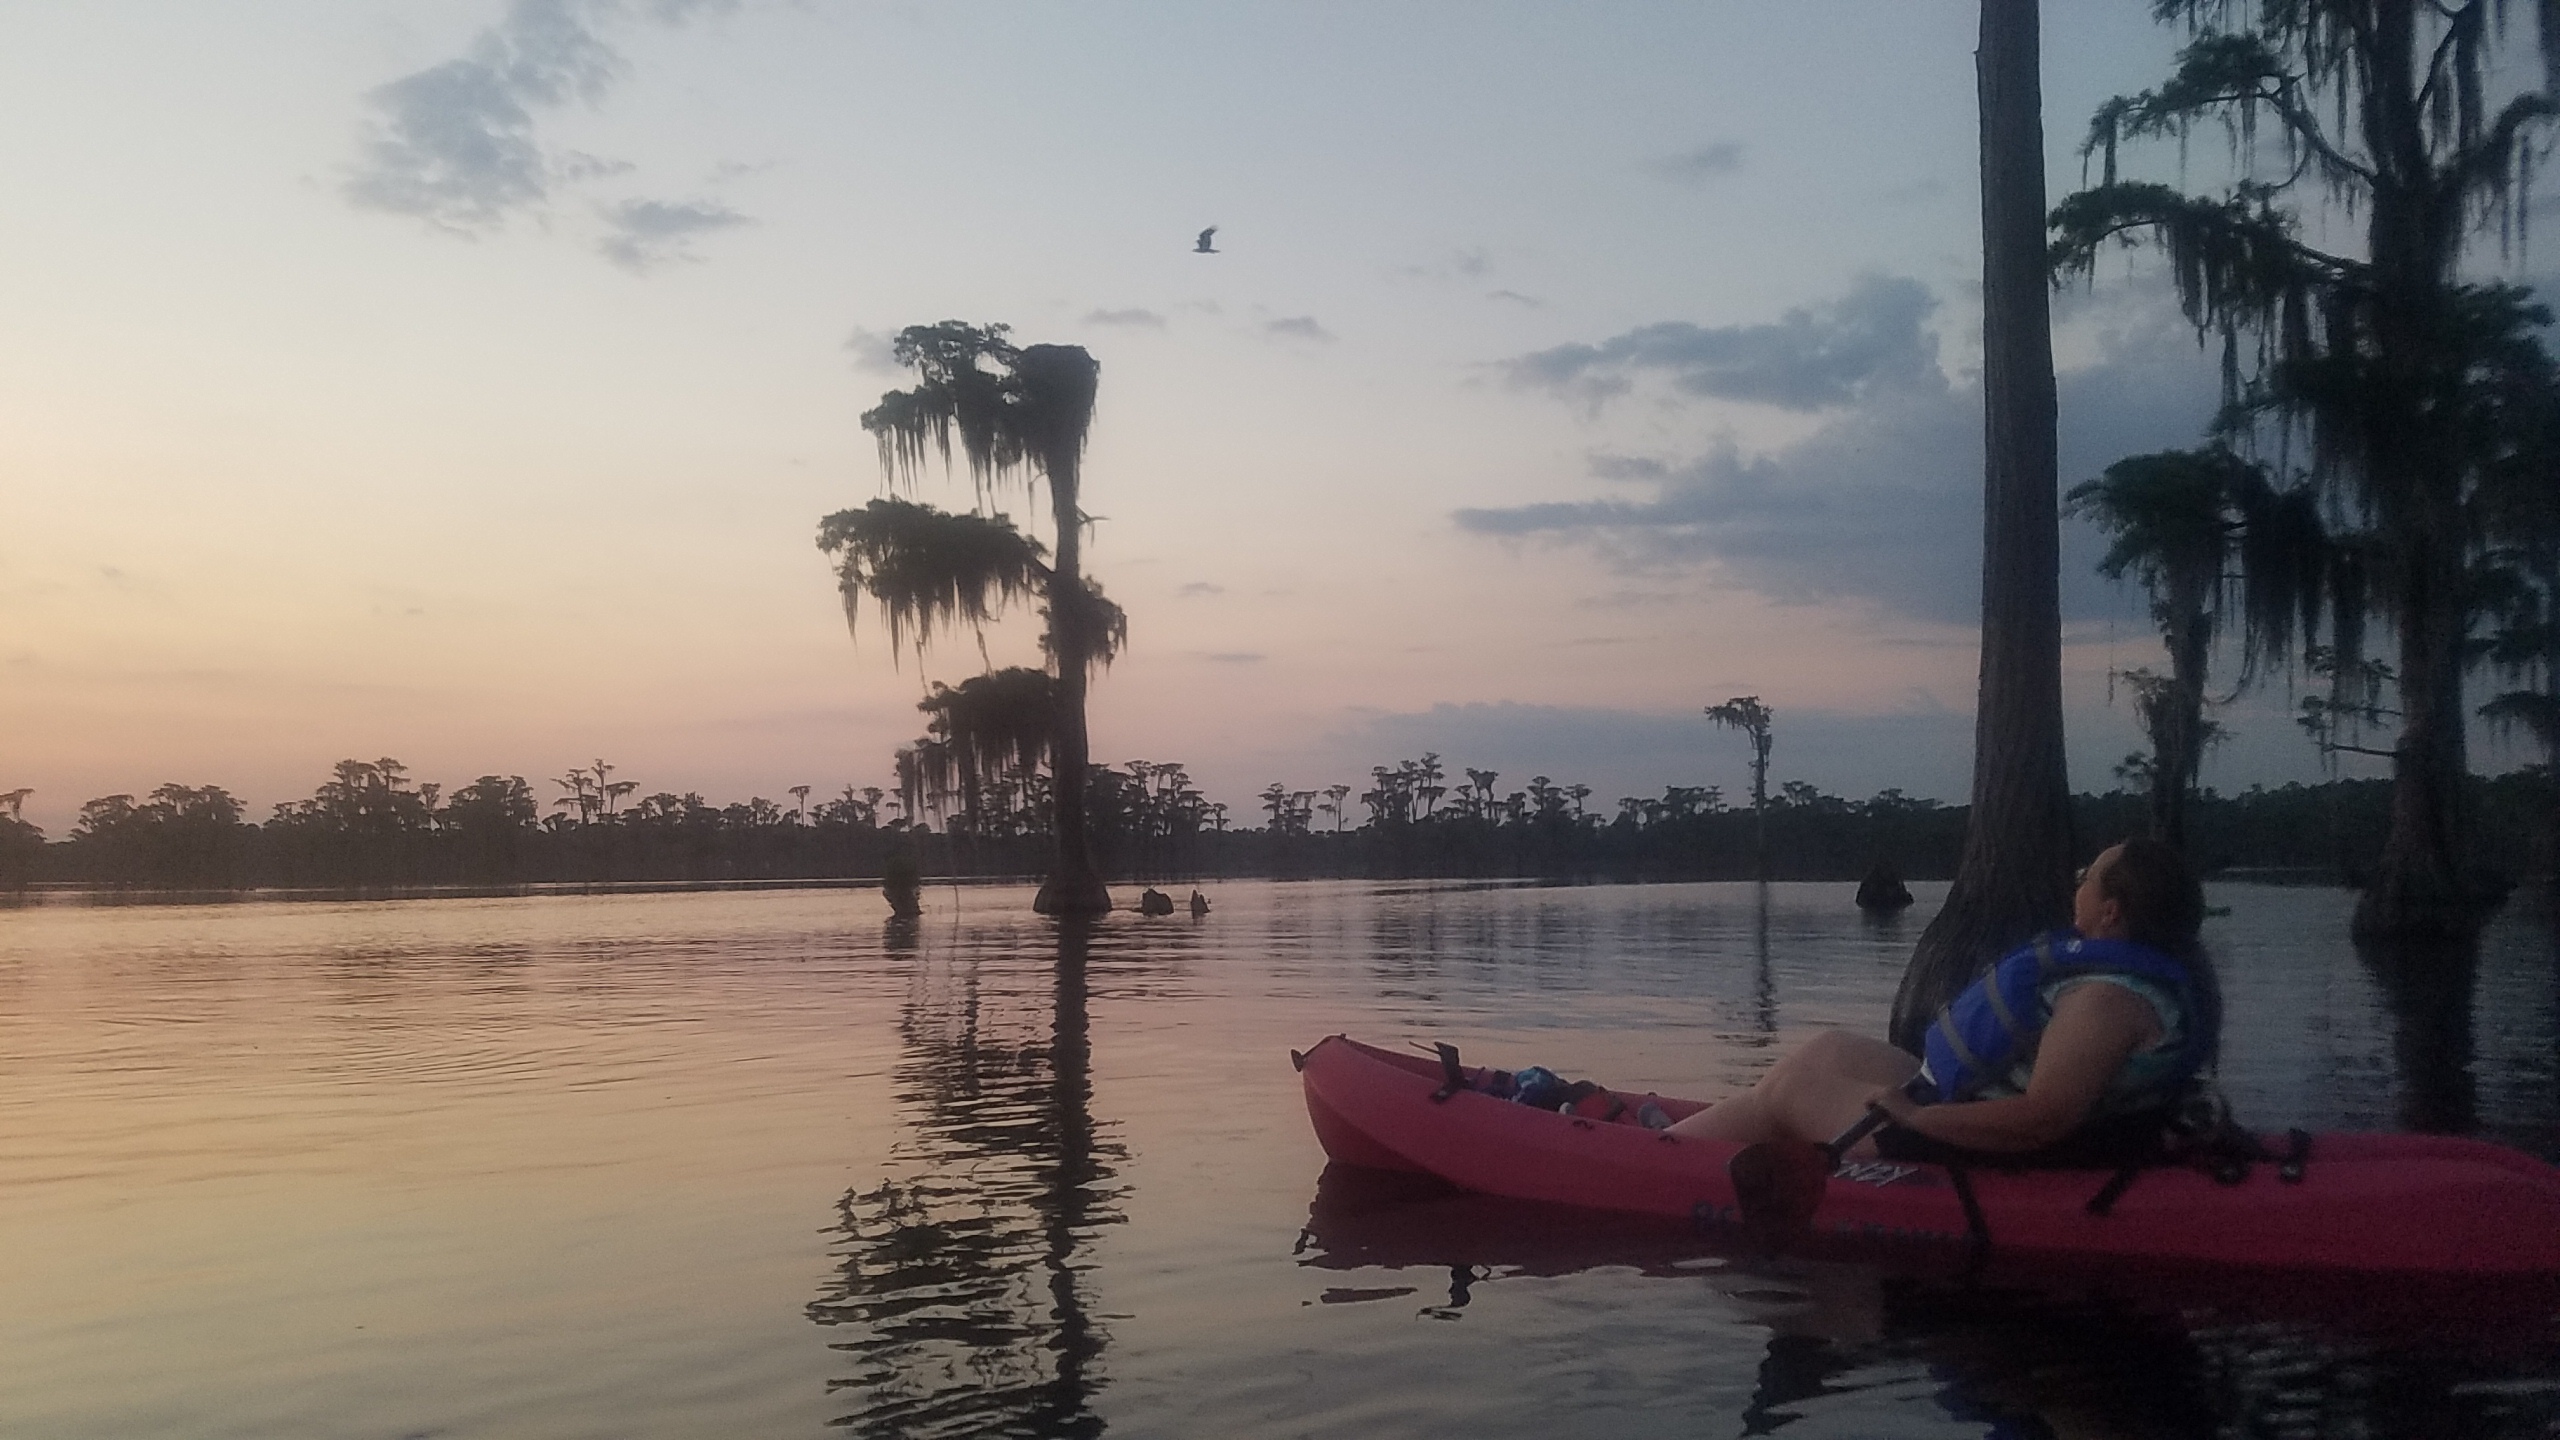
[3,879,2556,1439]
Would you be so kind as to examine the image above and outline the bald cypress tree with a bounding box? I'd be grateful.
[1893,0,2075,1049]
[821,322,1126,915]
[2051,0,2559,937]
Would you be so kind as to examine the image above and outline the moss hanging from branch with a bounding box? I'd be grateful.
[816,496,1046,666]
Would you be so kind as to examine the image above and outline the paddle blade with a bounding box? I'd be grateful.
[1728,1140,1831,1249]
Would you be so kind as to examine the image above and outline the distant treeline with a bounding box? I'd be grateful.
[2,755,2551,893]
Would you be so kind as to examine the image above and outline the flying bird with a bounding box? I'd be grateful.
[1194,226,1219,254]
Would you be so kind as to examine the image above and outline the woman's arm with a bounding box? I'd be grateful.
[1868,982,2163,1153]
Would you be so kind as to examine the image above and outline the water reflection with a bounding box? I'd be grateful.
[1296,1163,2560,1439]
[2358,933,2482,1133]
[1751,881,1776,1041]
[808,920,1125,1438]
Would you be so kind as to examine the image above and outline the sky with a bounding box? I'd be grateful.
[5,1,2547,836]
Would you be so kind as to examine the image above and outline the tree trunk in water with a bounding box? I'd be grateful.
[1033,487,1112,914]
[2351,3,2477,939]
[2357,932,2479,1133]
[1029,374,1112,917]
[1892,0,2073,1051]
[2356,537,2474,936]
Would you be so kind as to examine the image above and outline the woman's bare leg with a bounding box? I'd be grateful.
[1667,1030,1920,1145]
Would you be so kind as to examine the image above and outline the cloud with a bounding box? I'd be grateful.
[1083,307,1167,328]
[1460,281,2226,624]
[595,197,750,270]
[1395,246,1493,283]
[1200,651,1263,663]
[1501,273,1943,411]
[1487,289,1544,308]
[1645,141,1745,184]
[1265,316,1335,343]
[345,0,733,236]
[1177,581,1225,597]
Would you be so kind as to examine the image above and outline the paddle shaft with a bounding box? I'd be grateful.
[1829,1073,1935,1159]
[1824,1102,1895,1163]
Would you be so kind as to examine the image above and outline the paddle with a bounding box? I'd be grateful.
[1727,1080,1925,1249]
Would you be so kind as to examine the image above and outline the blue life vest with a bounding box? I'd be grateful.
[1919,933,2207,1106]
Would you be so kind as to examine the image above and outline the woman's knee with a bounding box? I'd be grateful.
[1793,1029,1861,1064]
[1785,1028,1872,1078]
[1772,1029,1915,1096]
[1760,1029,1851,1103]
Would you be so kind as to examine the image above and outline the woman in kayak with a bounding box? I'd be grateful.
[1668,836,2220,1156]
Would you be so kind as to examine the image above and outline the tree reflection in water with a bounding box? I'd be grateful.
[808,919,1125,1438]
[2358,932,2483,1135]
[1751,881,1776,1042]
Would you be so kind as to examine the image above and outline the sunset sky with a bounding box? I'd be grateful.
[6,2,2539,835]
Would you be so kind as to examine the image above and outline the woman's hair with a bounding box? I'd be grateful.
[2100,834,2223,1068]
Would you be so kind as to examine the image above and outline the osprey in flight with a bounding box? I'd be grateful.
[1194,226,1219,254]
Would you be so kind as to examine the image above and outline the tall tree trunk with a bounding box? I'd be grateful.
[1892,0,2074,1050]
[2353,0,2478,938]
[2159,589,2210,854]
[1032,444,1113,916]
[1751,745,1769,882]
[2358,535,2474,935]
[1034,487,1113,914]
[1014,344,1112,917]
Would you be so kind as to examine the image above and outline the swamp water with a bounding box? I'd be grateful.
[2,879,2555,1439]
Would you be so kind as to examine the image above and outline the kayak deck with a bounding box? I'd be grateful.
[1296,1034,2560,1277]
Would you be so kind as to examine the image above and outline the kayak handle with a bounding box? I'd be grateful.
[1429,1042,1467,1103]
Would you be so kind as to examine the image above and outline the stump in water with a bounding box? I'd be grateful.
[1856,861,1914,913]
[1137,887,1174,916]
[882,851,924,919]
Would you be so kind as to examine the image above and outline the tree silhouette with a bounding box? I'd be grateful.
[589,758,635,817]
[553,767,599,826]
[2068,446,2324,851]
[2468,298,2560,884]
[1413,752,1447,819]
[915,667,1058,847]
[2051,0,2560,936]
[1260,781,1294,833]
[1706,696,1776,879]
[825,322,1127,915]
[446,775,536,880]
[1894,0,2076,1049]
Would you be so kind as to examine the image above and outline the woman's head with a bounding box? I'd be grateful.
[2075,835,2205,954]
[2081,835,2221,1070]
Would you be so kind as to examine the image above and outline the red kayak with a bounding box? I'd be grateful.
[1296,1035,2560,1277]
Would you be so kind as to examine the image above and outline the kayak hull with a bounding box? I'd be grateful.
[1297,1034,2560,1277]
